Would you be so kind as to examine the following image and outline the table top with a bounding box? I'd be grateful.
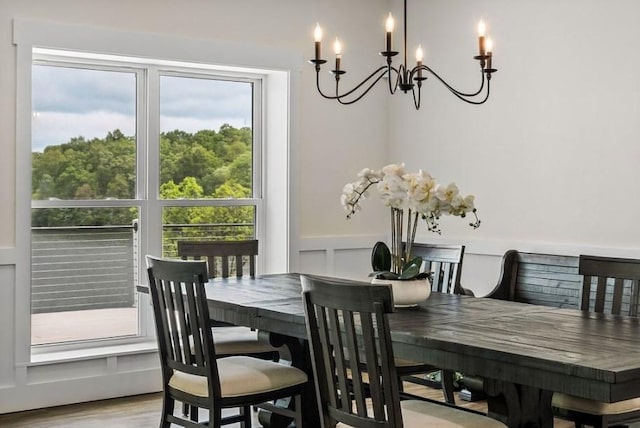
[204,273,640,405]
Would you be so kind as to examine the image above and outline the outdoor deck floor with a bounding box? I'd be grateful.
[31,307,138,345]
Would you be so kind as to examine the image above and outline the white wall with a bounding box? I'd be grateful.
[387,0,640,295]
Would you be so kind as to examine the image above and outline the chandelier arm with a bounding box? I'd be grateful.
[388,64,403,95]
[336,71,391,105]
[412,84,421,110]
[413,64,487,98]
[447,78,491,105]
[315,65,389,101]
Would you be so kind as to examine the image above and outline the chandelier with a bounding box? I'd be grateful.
[309,0,497,109]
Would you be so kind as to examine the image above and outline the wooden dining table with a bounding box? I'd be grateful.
[202,272,640,428]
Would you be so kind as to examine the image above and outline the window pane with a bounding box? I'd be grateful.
[31,207,139,345]
[162,206,255,257]
[159,75,253,200]
[32,65,136,200]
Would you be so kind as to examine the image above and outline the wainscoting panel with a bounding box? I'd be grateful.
[297,234,384,279]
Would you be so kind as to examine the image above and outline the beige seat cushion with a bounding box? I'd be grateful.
[336,399,505,427]
[553,392,640,415]
[169,356,307,398]
[212,326,279,355]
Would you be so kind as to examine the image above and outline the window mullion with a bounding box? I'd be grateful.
[145,67,162,256]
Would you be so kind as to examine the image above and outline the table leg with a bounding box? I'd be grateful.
[257,333,321,428]
[484,379,553,428]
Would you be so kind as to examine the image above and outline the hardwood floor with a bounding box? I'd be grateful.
[0,380,586,427]
[0,393,164,427]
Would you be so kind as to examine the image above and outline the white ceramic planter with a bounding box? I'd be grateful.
[370,277,431,307]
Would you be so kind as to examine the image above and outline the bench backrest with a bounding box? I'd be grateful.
[487,250,581,308]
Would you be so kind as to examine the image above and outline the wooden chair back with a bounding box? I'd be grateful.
[579,254,640,316]
[410,243,465,294]
[301,274,403,428]
[146,256,221,400]
[177,240,258,279]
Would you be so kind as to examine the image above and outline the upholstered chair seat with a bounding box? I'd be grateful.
[169,355,307,398]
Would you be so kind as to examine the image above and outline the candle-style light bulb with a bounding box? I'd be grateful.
[313,23,323,61]
[485,37,493,54]
[385,13,394,52]
[415,45,424,63]
[415,45,424,79]
[485,37,493,69]
[386,13,395,32]
[477,19,487,57]
[314,23,322,42]
[333,37,342,55]
[334,37,342,72]
[477,19,486,37]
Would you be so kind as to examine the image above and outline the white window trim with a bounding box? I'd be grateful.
[14,18,299,365]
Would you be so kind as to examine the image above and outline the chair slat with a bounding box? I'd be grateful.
[612,277,624,315]
[581,275,592,311]
[595,276,607,313]
[631,279,640,317]
[343,310,367,416]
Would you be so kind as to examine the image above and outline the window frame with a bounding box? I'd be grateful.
[14,18,297,365]
[26,50,267,356]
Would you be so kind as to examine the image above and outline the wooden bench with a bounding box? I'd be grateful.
[459,249,582,402]
[484,249,582,309]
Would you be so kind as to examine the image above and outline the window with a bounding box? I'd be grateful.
[30,50,262,347]
[15,20,295,364]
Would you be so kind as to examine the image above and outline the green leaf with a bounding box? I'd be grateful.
[371,241,392,272]
[370,271,400,280]
[399,257,422,280]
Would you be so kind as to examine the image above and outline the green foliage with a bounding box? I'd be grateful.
[369,241,429,280]
[32,125,254,229]
[371,241,392,272]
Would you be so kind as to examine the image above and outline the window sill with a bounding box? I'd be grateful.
[29,340,158,366]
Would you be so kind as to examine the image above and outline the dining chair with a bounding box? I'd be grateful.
[552,254,640,428]
[177,240,258,279]
[300,274,506,428]
[146,255,307,428]
[177,239,280,360]
[176,240,281,420]
[395,243,466,404]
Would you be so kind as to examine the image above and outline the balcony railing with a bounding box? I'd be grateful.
[31,222,254,314]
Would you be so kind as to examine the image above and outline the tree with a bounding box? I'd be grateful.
[32,125,254,232]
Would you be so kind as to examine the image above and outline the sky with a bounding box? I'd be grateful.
[31,65,252,152]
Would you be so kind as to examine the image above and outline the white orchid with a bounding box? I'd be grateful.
[341,163,480,276]
[406,170,438,214]
[377,173,407,209]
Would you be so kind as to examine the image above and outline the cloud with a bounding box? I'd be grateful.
[160,75,252,121]
[31,65,253,152]
[32,111,135,151]
[32,65,136,115]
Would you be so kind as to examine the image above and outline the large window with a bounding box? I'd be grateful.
[30,50,262,346]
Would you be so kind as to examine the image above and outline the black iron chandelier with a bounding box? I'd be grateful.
[309,0,497,109]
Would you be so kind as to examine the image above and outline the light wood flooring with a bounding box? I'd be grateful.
[0,381,583,427]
